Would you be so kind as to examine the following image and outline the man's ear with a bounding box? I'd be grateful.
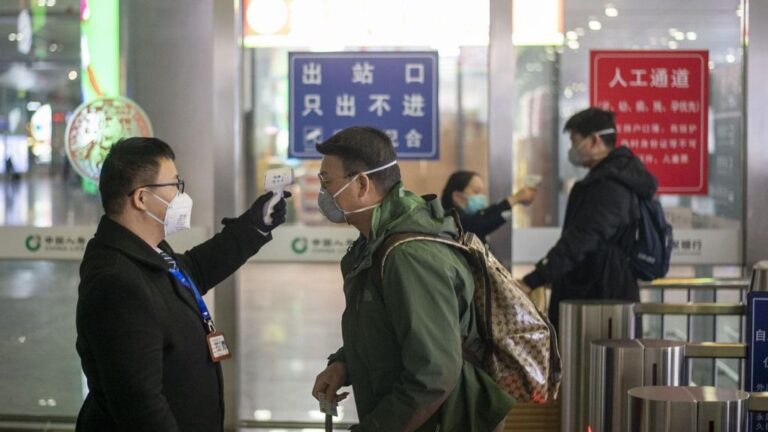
[131,189,148,211]
[357,173,371,198]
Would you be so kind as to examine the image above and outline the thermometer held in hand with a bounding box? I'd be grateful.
[263,167,294,226]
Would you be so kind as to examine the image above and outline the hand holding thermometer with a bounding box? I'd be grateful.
[263,168,294,226]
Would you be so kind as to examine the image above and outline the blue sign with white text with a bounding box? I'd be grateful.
[747,292,768,431]
[289,52,439,159]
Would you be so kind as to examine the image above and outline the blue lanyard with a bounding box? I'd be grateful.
[168,267,214,331]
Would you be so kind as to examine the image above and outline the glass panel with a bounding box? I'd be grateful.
[246,46,489,222]
[0,261,83,418]
[640,287,662,338]
[510,0,746,275]
[557,0,744,233]
[0,0,102,228]
[238,263,350,422]
[0,0,93,425]
[689,358,715,387]
[715,358,740,389]
[241,0,490,423]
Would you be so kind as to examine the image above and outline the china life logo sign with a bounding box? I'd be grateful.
[22,234,89,255]
[292,237,309,255]
[25,235,42,252]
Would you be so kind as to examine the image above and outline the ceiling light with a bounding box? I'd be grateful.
[566,31,578,41]
[246,0,289,35]
[668,41,679,49]
[511,0,565,46]
[567,40,580,50]
[68,70,78,80]
[726,54,736,63]
[8,33,16,41]
[575,27,586,36]
[588,19,602,31]
[686,32,697,41]
[604,4,618,17]
[673,31,685,41]
[668,28,679,37]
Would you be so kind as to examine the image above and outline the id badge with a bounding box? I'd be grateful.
[206,331,232,362]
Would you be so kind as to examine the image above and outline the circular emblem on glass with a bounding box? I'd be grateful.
[65,97,153,182]
[291,237,309,255]
[25,235,41,252]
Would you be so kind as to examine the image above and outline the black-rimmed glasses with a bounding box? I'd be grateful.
[128,179,185,196]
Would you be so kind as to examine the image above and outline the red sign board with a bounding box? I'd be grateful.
[590,50,709,195]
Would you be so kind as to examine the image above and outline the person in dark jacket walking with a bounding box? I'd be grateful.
[75,137,289,432]
[521,108,658,331]
[441,171,537,240]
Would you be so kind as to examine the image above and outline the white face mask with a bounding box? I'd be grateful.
[568,128,616,167]
[145,191,194,237]
[317,160,398,224]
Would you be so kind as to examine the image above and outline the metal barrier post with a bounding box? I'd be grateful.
[589,339,685,432]
[627,386,749,431]
[559,300,635,432]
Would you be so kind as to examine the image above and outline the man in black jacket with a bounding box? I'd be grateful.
[522,108,658,331]
[75,137,289,431]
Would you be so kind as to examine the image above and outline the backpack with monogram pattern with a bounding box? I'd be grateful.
[375,229,562,403]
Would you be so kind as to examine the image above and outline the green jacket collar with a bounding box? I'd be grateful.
[367,182,458,250]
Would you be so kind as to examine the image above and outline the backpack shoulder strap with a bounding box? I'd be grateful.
[601,177,644,251]
[372,233,468,291]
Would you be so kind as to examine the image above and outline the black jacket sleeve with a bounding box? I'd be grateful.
[459,200,511,239]
[175,218,272,295]
[78,273,180,432]
[523,180,633,289]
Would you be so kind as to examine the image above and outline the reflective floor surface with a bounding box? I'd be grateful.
[0,260,359,424]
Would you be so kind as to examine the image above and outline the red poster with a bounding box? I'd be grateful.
[590,50,709,195]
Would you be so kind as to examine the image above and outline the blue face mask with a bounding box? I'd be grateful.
[465,194,488,215]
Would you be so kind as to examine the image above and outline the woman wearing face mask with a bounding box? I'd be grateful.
[441,171,537,240]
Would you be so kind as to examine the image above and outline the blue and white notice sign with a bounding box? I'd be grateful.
[289,52,439,159]
[747,291,768,431]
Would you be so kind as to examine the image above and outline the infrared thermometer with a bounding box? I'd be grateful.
[263,167,294,226]
[524,174,542,188]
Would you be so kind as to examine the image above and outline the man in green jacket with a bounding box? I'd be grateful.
[311,127,513,431]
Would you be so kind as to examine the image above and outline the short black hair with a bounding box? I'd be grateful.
[441,170,478,211]
[99,137,176,216]
[563,107,617,147]
[316,126,401,193]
